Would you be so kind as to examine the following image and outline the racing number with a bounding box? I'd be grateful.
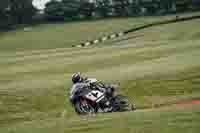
[91,90,103,98]
[91,91,98,98]
[86,90,103,101]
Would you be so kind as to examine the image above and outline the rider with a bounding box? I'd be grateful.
[69,72,114,104]
[69,72,89,103]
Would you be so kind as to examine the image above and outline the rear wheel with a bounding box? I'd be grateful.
[74,100,95,115]
[112,95,136,112]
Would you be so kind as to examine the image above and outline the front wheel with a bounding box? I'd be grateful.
[112,95,136,112]
[74,100,96,115]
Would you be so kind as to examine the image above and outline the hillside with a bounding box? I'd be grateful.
[0,13,200,133]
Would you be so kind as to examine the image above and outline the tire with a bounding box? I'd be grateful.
[112,95,136,112]
[74,100,95,115]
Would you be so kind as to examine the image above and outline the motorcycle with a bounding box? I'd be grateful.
[70,78,136,114]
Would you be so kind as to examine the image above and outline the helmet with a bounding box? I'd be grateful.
[72,72,81,84]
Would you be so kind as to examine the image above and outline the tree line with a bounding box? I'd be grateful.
[0,0,200,30]
[44,0,200,21]
[0,0,36,29]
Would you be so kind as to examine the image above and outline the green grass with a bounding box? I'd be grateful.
[0,12,200,132]
[0,11,200,52]
[0,17,149,52]
[1,105,200,133]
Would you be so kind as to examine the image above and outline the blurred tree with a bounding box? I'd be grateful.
[95,0,111,17]
[79,0,95,18]
[9,0,37,24]
[159,0,174,13]
[0,0,11,28]
[62,0,80,19]
[0,0,36,29]
[45,0,65,21]
[112,0,131,16]
[175,0,191,12]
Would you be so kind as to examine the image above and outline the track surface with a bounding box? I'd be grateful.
[1,13,200,133]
